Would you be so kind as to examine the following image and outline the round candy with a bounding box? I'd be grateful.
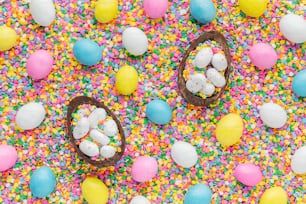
[171,141,198,168]
[216,113,243,147]
[194,47,213,68]
[279,14,306,43]
[259,187,288,204]
[0,26,17,51]
[30,166,56,198]
[146,99,172,125]
[130,195,151,204]
[30,0,56,26]
[143,0,168,19]
[234,163,262,186]
[238,0,267,17]
[249,43,277,69]
[131,156,158,182]
[291,146,306,174]
[95,0,118,23]
[26,50,53,80]
[259,102,287,128]
[184,184,212,204]
[81,177,109,204]
[0,144,18,172]
[190,0,216,24]
[16,102,46,130]
[116,65,139,95]
[122,27,148,56]
[73,39,102,66]
[292,69,306,97]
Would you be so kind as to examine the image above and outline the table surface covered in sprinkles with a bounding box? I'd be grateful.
[0,0,306,203]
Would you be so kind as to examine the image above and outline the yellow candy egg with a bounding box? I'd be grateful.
[260,187,288,204]
[0,26,17,51]
[81,177,108,204]
[94,0,118,23]
[116,65,138,95]
[238,0,268,17]
[216,113,243,147]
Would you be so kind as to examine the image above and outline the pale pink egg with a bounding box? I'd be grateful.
[26,50,53,80]
[131,156,158,182]
[249,43,277,70]
[234,163,262,186]
[143,0,168,19]
[0,144,18,172]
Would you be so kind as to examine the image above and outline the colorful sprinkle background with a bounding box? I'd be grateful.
[0,0,306,203]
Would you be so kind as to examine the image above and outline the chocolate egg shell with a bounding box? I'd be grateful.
[178,31,231,106]
[66,96,125,167]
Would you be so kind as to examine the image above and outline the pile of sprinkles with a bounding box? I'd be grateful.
[0,0,306,203]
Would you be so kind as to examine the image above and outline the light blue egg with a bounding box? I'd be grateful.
[73,39,102,66]
[292,69,306,97]
[30,166,56,198]
[190,0,216,24]
[184,184,212,204]
[146,99,172,125]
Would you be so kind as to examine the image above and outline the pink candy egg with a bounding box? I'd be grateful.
[234,163,262,186]
[143,0,168,19]
[131,156,158,182]
[0,144,18,172]
[249,43,277,70]
[26,50,53,80]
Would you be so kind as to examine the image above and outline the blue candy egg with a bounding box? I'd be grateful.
[292,69,306,97]
[30,166,56,198]
[146,99,172,125]
[184,184,212,204]
[73,39,102,66]
[190,0,216,24]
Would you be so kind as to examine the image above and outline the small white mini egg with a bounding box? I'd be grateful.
[79,140,99,157]
[171,141,198,168]
[122,27,148,56]
[130,195,151,204]
[88,108,107,129]
[103,119,118,137]
[194,47,213,68]
[206,68,226,88]
[100,145,116,158]
[259,102,287,128]
[212,53,228,71]
[201,83,215,96]
[73,118,90,139]
[186,74,206,93]
[90,129,110,145]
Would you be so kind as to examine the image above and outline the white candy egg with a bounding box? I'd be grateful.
[100,145,116,158]
[130,195,151,204]
[212,53,228,71]
[291,146,306,174]
[122,27,148,56]
[16,102,45,130]
[201,83,215,96]
[186,74,206,93]
[30,0,56,26]
[88,108,107,129]
[79,140,99,157]
[259,102,287,128]
[279,14,306,43]
[171,141,198,168]
[73,118,90,139]
[194,47,213,68]
[206,68,226,88]
[103,119,118,137]
[90,129,110,145]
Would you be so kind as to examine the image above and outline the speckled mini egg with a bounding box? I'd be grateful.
[212,53,227,71]
[194,47,213,68]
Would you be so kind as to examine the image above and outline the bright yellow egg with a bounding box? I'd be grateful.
[94,0,118,23]
[260,187,288,204]
[238,0,268,17]
[81,177,108,204]
[216,113,243,147]
[116,65,138,95]
[0,26,17,51]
